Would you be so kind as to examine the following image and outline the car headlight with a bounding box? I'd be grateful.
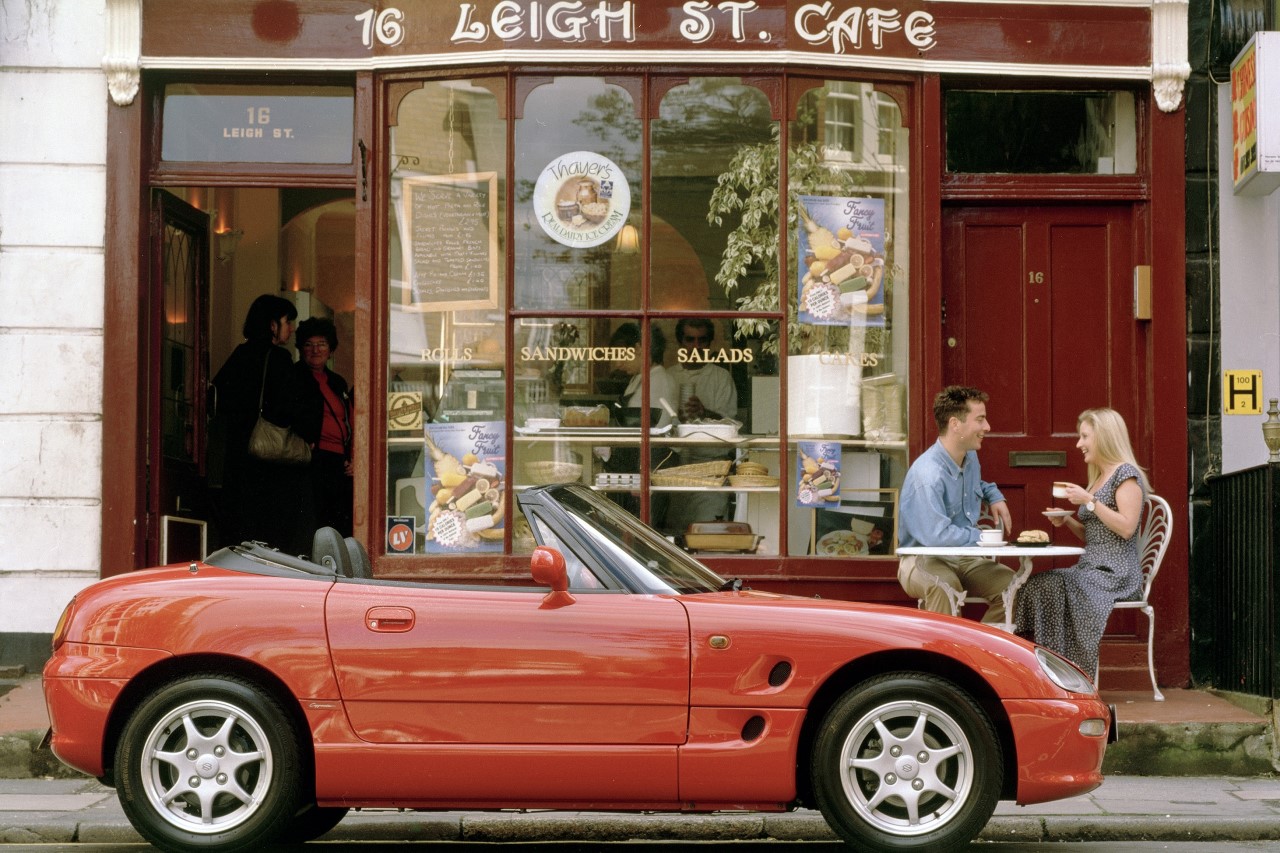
[1036,646,1096,694]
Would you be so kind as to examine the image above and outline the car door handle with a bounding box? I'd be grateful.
[366,606,415,632]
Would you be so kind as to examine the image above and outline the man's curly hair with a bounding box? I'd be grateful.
[932,385,988,433]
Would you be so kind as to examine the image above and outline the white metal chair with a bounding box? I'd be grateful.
[1099,493,1172,701]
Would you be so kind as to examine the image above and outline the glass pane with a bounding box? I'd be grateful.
[162,83,354,164]
[787,81,911,558]
[649,319,780,555]
[945,90,1137,174]
[386,79,507,556]
[512,316,619,497]
[651,78,778,312]
[161,222,198,462]
[514,77,643,311]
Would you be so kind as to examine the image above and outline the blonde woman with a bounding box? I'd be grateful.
[1014,407,1148,677]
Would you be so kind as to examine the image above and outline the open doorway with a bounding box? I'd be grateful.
[150,187,356,563]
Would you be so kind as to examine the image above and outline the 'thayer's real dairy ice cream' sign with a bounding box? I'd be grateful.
[533,151,632,248]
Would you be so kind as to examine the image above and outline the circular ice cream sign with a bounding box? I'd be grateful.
[533,151,631,248]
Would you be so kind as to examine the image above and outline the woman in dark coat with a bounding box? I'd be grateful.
[210,294,312,553]
[293,317,354,536]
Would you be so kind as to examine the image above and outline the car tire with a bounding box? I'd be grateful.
[115,675,304,853]
[811,672,1002,853]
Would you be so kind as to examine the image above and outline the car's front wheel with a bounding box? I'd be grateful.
[115,675,304,853]
[811,673,1002,853]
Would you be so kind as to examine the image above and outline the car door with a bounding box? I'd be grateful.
[327,580,690,745]
[325,558,690,801]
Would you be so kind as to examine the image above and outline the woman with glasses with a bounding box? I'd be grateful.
[294,317,355,537]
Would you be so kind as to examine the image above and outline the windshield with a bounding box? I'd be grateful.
[551,485,728,594]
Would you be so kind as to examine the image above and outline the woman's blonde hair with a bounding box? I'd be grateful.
[1078,407,1149,492]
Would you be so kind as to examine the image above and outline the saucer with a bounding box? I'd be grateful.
[977,540,1006,547]
[1042,509,1074,518]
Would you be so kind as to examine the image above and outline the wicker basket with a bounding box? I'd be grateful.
[650,459,731,488]
[526,461,583,485]
[656,460,732,477]
[652,473,726,488]
[727,475,780,488]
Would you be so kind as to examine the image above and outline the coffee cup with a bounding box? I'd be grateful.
[1052,481,1070,499]
[978,528,1003,545]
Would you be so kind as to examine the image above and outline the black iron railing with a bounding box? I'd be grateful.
[1205,464,1280,697]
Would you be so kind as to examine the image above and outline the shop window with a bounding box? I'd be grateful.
[385,78,508,557]
[513,77,643,312]
[945,90,1137,174]
[650,77,777,312]
[381,74,911,564]
[785,82,911,558]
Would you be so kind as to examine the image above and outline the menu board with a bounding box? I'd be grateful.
[402,172,498,311]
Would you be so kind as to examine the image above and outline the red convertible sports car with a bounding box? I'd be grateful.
[44,484,1113,853]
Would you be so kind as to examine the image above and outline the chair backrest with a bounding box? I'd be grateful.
[1136,493,1172,601]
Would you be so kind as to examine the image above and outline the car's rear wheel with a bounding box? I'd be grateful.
[115,675,304,853]
[811,673,1002,853]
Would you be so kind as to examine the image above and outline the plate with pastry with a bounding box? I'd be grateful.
[1015,529,1052,547]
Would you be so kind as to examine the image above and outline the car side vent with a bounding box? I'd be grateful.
[741,715,766,742]
[768,661,792,687]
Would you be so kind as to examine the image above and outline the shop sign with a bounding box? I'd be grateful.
[1231,32,1280,196]
[400,173,500,310]
[388,392,424,430]
[796,440,842,507]
[160,85,354,164]
[676,347,755,364]
[796,195,886,328]
[387,517,417,553]
[521,345,635,362]
[444,1,935,52]
[422,422,506,553]
[143,1,1154,74]
[532,151,632,248]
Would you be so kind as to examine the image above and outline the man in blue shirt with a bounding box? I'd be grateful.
[898,386,1014,624]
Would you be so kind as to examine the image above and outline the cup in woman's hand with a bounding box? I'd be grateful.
[1052,481,1070,499]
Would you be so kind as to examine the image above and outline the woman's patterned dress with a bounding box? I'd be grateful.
[1014,463,1145,677]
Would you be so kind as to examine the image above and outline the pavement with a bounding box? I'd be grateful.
[4,673,1280,845]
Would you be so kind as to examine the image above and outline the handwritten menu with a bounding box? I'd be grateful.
[403,172,498,310]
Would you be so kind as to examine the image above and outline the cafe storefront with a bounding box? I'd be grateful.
[103,0,1190,683]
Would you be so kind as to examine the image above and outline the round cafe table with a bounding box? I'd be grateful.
[895,544,1085,632]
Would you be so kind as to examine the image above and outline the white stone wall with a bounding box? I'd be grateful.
[0,1,108,637]
[1217,84,1280,475]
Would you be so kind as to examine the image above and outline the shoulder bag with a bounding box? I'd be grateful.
[247,352,311,465]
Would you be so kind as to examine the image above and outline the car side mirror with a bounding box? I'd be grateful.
[530,545,575,609]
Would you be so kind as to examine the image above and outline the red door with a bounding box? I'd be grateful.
[941,204,1142,533]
